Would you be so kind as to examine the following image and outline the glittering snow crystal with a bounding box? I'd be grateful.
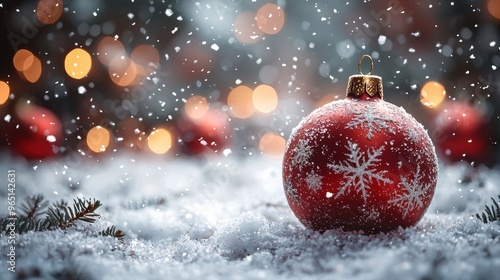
[388,165,432,218]
[328,141,392,203]
[345,106,395,140]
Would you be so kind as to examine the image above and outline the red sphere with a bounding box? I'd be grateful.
[283,95,438,233]
[432,102,490,164]
[177,109,229,155]
[10,104,63,159]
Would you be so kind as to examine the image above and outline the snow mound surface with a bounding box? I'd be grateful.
[1,154,500,279]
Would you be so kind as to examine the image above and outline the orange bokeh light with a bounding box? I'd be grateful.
[13,49,35,72]
[234,11,262,44]
[23,56,42,83]
[97,36,126,65]
[108,55,138,87]
[256,3,285,35]
[252,84,278,113]
[147,128,173,154]
[36,0,63,25]
[227,85,256,119]
[14,49,42,83]
[65,48,92,80]
[185,95,209,119]
[316,94,340,108]
[0,81,10,105]
[86,126,111,153]
[487,0,500,20]
[420,81,446,108]
[259,132,286,157]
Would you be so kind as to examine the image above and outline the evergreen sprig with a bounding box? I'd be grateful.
[0,195,125,242]
[100,225,126,242]
[46,198,102,229]
[20,194,49,219]
[476,195,500,223]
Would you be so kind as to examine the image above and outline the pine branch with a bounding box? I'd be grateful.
[100,225,126,242]
[0,216,51,234]
[46,198,102,229]
[475,195,500,223]
[20,194,49,219]
[1,195,124,243]
[52,199,69,209]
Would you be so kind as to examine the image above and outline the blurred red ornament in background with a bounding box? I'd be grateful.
[10,103,62,159]
[177,109,230,155]
[432,101,491,165]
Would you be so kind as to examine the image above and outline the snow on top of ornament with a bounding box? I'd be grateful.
[345,103,396,140]
[285,98,352,171]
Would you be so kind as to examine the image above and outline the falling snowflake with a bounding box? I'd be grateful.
[284,179,301,205]
[327,141,392,203]
[305,171,323,192]
[291,137,314,170]
[388,166,432,218]
[345,106,395,140]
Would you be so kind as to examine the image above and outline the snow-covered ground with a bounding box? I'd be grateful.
[1,153,500,279]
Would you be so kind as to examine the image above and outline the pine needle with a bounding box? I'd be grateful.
[476,195,500,223]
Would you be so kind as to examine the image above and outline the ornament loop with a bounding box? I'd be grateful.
[358,55,374,76]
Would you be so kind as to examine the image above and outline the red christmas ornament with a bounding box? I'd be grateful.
[10,103,63,159]
[283,55,438,233]
[432,101,490,164]
[177,109,229,155]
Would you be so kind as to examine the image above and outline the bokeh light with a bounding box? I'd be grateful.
[13,49,42,83]
[487,0,500,20]
[147,128,172,154]
[252,84,278,113]
[13,49,35,72]
[21,56,42,83]
[97,36,126,65]
[185,95,209,119]
[259,132,286,157]
[256,3,285,35]
[109,55,138,87]
[131,44,160,75]
[316,93,340,108]
[65,48,92,80]
[86,126,111,153]
[36,0,63,25]
[0,81,10,105]
[420,81,446,108]
[234,11,262,44]
[227,85,255,119]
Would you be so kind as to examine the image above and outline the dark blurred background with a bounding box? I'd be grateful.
[0,0,499,166]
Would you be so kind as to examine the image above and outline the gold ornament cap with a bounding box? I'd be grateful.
[346,55,383,98]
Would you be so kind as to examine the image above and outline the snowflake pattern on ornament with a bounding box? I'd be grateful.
[292,137,314,170]
[284,179,301,205]
[327,141,392,203]
[345,106,395,140]
[388,166,432,218]
[305,171,323,193]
